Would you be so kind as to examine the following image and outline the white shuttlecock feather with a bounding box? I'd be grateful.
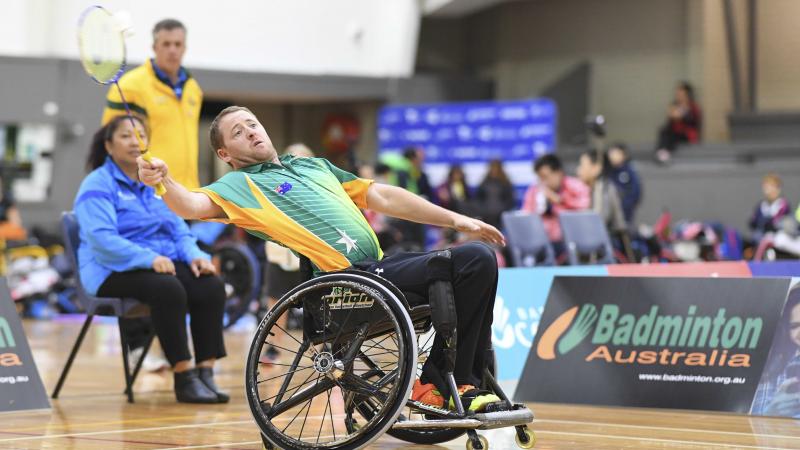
[113,10,135,38]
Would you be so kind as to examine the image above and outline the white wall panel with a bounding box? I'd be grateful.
[0,0,420,77]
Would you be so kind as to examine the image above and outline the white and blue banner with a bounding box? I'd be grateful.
[492,266,607,381]
[377,99,557,192]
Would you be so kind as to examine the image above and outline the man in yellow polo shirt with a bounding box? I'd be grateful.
[102,18,202,189]
[102,18,203,373]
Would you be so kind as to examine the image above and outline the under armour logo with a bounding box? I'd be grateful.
[375,268,384,275]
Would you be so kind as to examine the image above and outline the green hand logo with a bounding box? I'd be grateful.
[557,304,597,355]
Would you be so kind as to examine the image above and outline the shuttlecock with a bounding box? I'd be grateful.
[113,10,135,38]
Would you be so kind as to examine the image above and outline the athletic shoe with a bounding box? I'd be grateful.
[411,379,444,408]
[411,380,501,413]
[448,385,502,413]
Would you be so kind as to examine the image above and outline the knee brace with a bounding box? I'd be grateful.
[427,250,457,372]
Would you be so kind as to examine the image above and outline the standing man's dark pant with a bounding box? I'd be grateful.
[365,242,498,387]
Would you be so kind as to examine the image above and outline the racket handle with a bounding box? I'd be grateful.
[140,152,167,196]
[122,107,168,196]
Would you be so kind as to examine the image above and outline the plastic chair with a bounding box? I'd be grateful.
[501,211,556,266]
[559,211,616,265]
[52,211,154,403]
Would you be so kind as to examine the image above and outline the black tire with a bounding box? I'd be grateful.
[246,273,417,450]
[214,243,260,329]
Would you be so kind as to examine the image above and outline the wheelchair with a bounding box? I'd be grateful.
[245,253,535,450]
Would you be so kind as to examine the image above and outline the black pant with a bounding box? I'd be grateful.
[657,124,689,153]
[363,242,498,387]
[98,263,227,366]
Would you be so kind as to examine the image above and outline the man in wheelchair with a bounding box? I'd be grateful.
[138,106,506,414]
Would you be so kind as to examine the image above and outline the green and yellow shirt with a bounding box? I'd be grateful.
[195,155,382,272]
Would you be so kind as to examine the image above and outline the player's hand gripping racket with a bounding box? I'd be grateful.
[77,5,166,195]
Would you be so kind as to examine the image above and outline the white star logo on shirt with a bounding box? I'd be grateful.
[336,229,358,254]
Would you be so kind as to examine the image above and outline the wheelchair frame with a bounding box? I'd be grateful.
[246,270,535,450]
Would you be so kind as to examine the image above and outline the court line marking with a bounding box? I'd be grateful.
[5,412,799,448]
[156,440,262,450]
[0,420,252,442]
[6,410,253,433]
[152,430,799,450]
[536,430,795,450]
[535,419,800,441]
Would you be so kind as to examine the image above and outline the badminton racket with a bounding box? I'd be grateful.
[77,5,166,195]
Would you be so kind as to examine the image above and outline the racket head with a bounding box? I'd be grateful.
[77,5,126,85]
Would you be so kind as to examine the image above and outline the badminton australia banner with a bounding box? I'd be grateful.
[0,277,50,412]
[515,276,790,413]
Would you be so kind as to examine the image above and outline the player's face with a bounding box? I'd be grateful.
[153,28,186,75]
[789,303,800,349]
[576,154,597,184]
[107,119,147,171]
[536,166,563,191]
[608,147,626,167]
[762,181,780,202]
[675,87,690,105]
[217,110,277,169]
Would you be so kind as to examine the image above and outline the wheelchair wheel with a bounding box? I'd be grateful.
[213,243,260,329]
[384,328,467,444]
[246,273,417,450]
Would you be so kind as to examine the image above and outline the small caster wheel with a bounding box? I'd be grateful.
[515,427,536,448]
[466,434,488,450]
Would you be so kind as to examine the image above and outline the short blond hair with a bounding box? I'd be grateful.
[763,172,782,187]
[209,105,255,151]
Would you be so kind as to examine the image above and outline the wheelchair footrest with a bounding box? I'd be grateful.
[472,406,534,430]
[393,418,482,430]
[392,406,533,431]
[481,401,513,413]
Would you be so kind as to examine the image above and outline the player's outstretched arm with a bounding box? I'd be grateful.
[137,156,226,220]
[365,182,505,246]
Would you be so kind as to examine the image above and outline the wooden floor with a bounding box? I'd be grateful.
[2,318,800,449]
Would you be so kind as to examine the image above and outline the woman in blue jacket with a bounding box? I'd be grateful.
[74,115,227,404]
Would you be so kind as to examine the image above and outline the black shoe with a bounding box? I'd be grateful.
[174,368,220,404]
[197,366,230,403]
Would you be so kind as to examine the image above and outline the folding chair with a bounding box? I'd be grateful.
[52,211,154,403]
[501,211,556,266]
[559,211,616,265]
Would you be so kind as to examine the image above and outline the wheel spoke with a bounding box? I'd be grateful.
[257,365,314,384]
[316,386,332,445]
[281,375,318,434]
[251,280,415,448]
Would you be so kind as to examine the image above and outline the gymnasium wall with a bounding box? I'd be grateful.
[0,0,421,77]
[418,0,800,144]
[756,0,800,110]
[461,0,691,144]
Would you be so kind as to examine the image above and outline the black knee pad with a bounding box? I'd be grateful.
[427,250,457,340]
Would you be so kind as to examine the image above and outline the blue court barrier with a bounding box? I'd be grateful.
[748,261,800,278]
